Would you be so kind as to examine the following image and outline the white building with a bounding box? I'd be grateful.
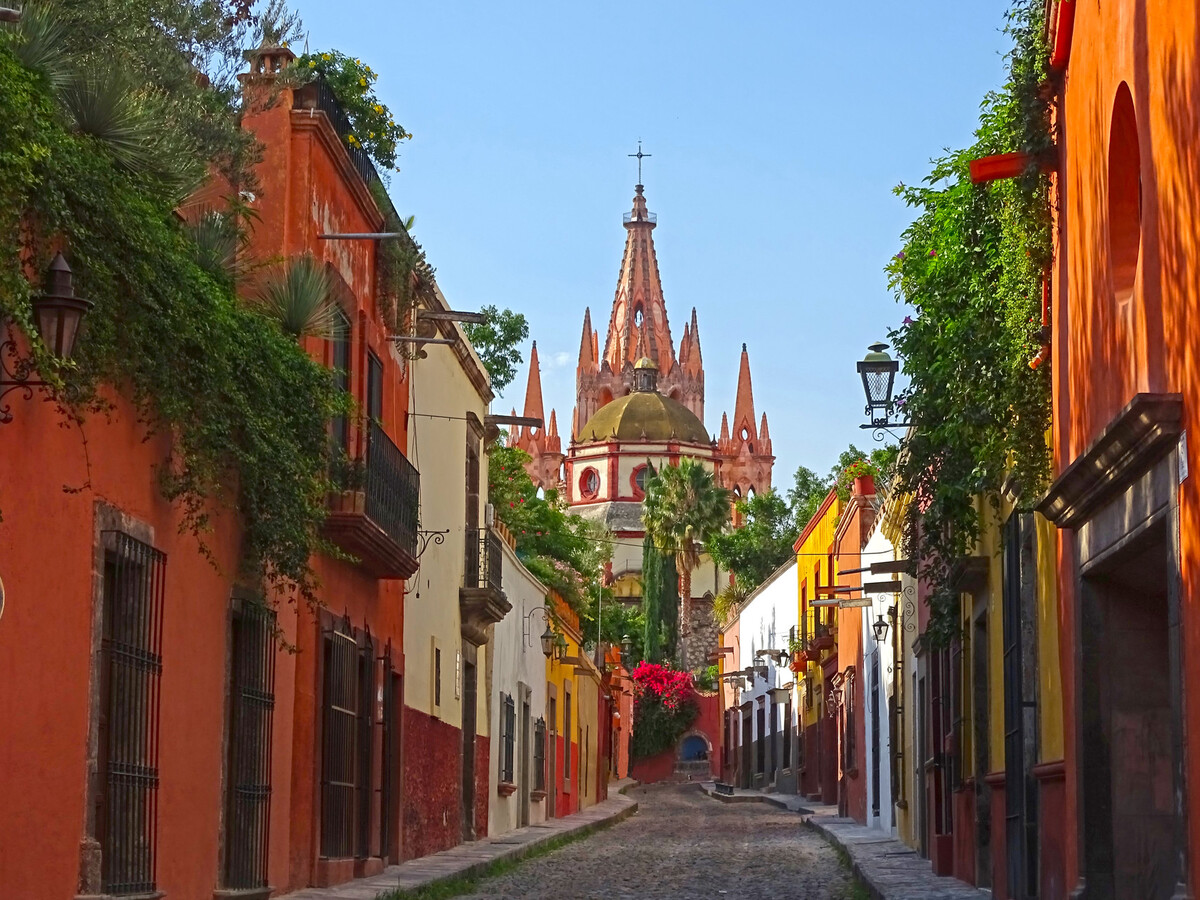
[860,512,901,835]
[732,558,800,792]
[487,532,551,836]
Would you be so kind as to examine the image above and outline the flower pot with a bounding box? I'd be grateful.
[852,474,876,497]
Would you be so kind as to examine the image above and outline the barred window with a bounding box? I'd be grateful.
[499,693,516,783]
[533,717,547,791]
[320,615,375,860]
[97,532,166,896]
[224,598,276,890]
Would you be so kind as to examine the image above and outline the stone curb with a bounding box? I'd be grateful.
[697,782,814,814]
[805,816,990,900]
[279,781,640,900]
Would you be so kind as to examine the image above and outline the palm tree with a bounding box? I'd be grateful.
[641,458,731,646]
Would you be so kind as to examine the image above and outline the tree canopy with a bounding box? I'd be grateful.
[463,305,529,395]
[707,488,798,590]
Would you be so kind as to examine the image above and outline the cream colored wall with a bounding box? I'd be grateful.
[1035,513,1064,762]
[404,338,489,738]
[568,444,610,503]
[574,666,601,809]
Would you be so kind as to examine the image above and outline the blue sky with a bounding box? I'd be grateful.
[293,1,1015,488]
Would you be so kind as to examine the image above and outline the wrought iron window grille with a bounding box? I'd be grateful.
[98,531,166,897]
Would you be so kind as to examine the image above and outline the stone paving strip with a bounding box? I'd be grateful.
[700,782,990,900]
[278,779,638,900]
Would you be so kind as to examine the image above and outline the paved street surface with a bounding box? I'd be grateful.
[456,784,858,899]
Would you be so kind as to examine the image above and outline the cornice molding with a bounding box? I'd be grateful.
[1037,393,1183,528]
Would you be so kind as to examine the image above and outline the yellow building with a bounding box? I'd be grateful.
[793,488,841,803]
[543,591,604,817]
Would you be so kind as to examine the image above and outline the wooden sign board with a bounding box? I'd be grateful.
[839,598,874,608]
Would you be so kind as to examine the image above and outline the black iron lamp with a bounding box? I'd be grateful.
[620,633,633,665]
[1,254,92,425]
[872,613,890,644]
[857,342,909,435]
[34,254,92,361]
[540,623,555,659]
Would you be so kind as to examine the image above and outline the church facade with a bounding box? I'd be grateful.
[510,182,774,669]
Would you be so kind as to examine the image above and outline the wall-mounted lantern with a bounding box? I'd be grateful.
[2,254,93,425]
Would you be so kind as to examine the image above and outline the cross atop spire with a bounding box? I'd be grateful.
[628,140,651,186]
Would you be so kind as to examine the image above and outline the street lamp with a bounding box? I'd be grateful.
[620,633,633,666]
[523,605,558,659]
[540,623,556,659]
[872,613,890,644]
[1,254,93,425]
[857,342,909,433]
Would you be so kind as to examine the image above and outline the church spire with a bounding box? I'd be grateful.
[577,307,596,375]
[732,342,756,438]
[718,343,774,495]
[522,341,545,423]
[601,185,676,374]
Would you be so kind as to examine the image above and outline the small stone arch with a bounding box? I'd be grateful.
[677,730,712,761]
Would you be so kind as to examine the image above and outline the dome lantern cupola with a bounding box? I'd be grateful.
[632,357,658,393]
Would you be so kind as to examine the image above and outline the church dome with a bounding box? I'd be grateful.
[577,391,710,444]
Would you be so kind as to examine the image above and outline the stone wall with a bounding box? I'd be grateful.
[682,599,719,672]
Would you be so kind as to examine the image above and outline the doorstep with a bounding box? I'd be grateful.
[806,815,991,900]
[699,781,820,814]
[278,779,639,900]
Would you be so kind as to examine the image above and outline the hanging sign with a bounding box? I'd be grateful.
[839,598,874,608]
[1180,431,1189,483]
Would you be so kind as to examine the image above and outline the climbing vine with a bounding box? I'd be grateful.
[292,50,410,173]
[0,31,348,602]
[886,0,1053,646]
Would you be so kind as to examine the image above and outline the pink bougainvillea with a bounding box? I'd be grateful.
[631,662,696,712]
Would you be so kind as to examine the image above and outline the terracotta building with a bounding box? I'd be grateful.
[1036,0,1198,896]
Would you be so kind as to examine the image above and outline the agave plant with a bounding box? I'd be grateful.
[254,255,342,340]
[185,209,243,282]
[2,1,72,94]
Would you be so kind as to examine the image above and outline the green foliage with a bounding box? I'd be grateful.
[292,49,410,173]
[788,464,832,532]
[462,306,530,395]
[829,444,896,504]
[887,0,1052,647]
[642,459,731,611]
[488,444,610,612]
[367,179,435,328]
[582,597,644,666]
[712,575,751,628]
[641,533,679,664]
[707,488,798,589]
[0,22,348,601]
[694,664,719,692]
[253,253,341,339]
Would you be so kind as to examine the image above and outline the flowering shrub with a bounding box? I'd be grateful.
[292,50,410,172]
[630,662,698,759]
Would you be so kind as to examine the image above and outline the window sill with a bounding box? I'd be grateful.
[497,781,517,797]
[530,789,547,801]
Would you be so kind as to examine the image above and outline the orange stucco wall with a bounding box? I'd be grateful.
[0,385,296,899]
[1050,0,1200,889]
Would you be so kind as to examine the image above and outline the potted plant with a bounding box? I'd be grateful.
[843,459,876,497]
[788,635,807,672]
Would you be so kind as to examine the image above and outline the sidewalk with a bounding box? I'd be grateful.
[280,779,639,900]
[700,783,988,900]
[808,814,990,900]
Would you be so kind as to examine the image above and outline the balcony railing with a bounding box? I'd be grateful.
[296,77,380,195]
[364,420,419,558]
[323,420,419,579]
[463,528,503,593]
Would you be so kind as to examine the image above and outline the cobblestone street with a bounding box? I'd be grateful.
[455,785,858,899]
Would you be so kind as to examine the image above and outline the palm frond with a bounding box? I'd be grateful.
[3,1,73,94]
[254,255,341,339]
[60,66,205,200]
[185,209,242,282]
